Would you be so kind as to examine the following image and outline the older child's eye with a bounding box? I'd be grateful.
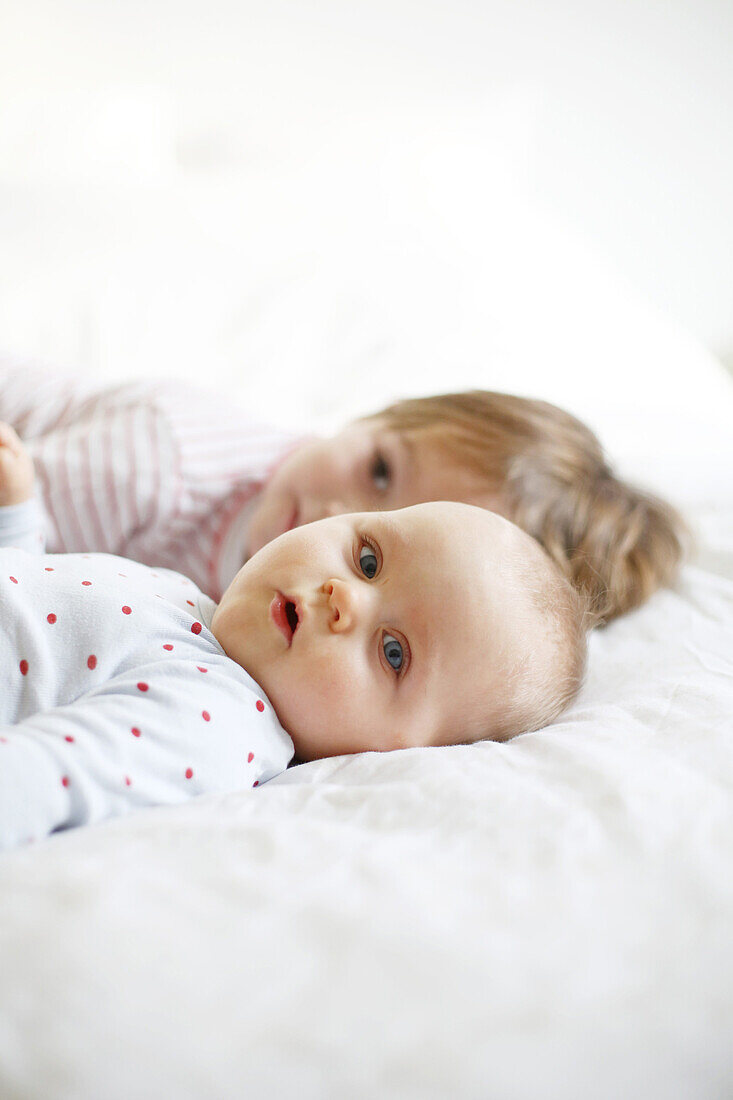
[358,540,379,579]
[382,632,403,671]
[370,452,390,492]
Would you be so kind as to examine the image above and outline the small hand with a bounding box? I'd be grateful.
[0,422,35,506]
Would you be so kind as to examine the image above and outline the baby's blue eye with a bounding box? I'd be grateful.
[382,633,403,670]
[359,542,378,579]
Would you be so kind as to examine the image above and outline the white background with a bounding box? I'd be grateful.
[1,0,731,360]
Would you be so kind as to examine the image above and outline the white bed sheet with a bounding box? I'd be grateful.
[0,555,731,1100]
[1,172,732,1099]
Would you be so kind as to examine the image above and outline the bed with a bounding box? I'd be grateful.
[0,158,732,1099]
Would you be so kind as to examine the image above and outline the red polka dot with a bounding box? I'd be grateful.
[197,666,207,673]
[248,752,254,763]
[163,644,173,651]
[185,767,193,779]
[186,600,195,607]
[0,736,8,743]
[47,613,57,624]
[87,654,97,670]
[131,727,141,737]
[61,776,70,788]
[9,576,18,584]
[45,567,54,572]
[137,682,149,692]
[81,580,92,586]
[118,573,127,578]
[125,776,132,787]
[65,735,75,743]
[253,780,259,787]
[256,700,265,713]
[191,622,202,635]
[202,710,210,722]
[122,605,132,615]
[19,659,29,676]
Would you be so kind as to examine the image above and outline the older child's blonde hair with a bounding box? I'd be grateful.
[365,391,688,626]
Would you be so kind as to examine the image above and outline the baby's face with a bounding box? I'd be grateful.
[244,418,498,560]
[212,502,543,761]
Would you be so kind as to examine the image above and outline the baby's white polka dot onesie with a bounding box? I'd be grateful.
[0,548,294,850]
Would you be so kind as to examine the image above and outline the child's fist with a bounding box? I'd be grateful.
[0,422,35,506]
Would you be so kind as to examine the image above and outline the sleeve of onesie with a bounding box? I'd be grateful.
[0,498,46,553]
[0,659,293,852]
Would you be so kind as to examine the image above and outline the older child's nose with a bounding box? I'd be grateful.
[323,578,360,632]
[299,498,348,526]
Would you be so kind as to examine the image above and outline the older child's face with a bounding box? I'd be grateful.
[244,419,497,560]
[213,502,545,761]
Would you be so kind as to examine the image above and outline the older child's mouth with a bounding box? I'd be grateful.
[270,592,300,645]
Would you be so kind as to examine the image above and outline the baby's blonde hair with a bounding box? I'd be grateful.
[365,391,689,626]
[494,538,591,740]
[468,529,591,743]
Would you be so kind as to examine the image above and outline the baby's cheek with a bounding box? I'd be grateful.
[275,649,346,730]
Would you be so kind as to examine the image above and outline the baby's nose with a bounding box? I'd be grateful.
[323,578,359,632]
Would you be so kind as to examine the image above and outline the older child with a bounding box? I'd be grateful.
[0,436,588,850]
[0,358,687,623]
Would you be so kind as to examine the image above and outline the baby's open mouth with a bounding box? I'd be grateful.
[285,599,299,635]
[270,593,300,645]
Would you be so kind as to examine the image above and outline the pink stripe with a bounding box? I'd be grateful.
[165,404,185,535]
[34,457,66,552]
[49,431,84,554]
[144,410,163,535]
[59,432,89,549]
[126,408,141,534]
[103,409,124,550]
[84,415,109,551]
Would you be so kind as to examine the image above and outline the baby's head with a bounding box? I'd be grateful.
[213,501,589,761]
[246,390,687,625]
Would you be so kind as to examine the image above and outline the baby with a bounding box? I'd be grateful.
[0,431,588,851]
